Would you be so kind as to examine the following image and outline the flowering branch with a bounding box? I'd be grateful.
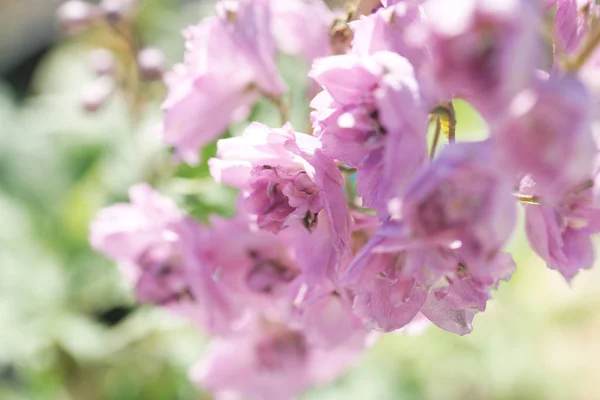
[58,0,165,119]
[86,1,600,399]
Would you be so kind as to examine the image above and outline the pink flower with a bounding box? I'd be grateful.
[341,219,515,334]
[90,184,182,262]
[421,0,540,115]
[494,75,595,202]
[400,141,517,273]
[340,142,518,334]
[201,208,302,320]
[350,3,427,68]
[270,0,333,62]
[346,227,515,335]
[162,0,286,164]
[420,252,515,335]
[290,283,368,348]
[90,184,236,333]
[191,319,365,400]
[310,51,428,214]
[341,234,429,331]
[209,122,351,283]
[521,176,600,281]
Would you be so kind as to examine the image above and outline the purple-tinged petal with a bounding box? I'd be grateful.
[270,0,333,62]
[554,0,591,55]
[162,0,286,164]
[494,76,594,201]
[210,122,351,285]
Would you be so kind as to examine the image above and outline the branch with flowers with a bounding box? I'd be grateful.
[59,0,600,399]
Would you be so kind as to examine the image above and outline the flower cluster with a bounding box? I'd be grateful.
[90,0,600,399]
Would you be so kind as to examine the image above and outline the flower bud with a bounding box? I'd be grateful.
[57,0,97,32]
[89,48,116,76]
[137,47,166,81]
[80,76,115,112]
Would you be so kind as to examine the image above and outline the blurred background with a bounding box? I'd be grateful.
[1,1,599,399]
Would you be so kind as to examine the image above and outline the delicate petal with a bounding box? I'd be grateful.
[270,0,333,62]
[210,122,351,283]
[310,51,428,214]
[420,288,476,336]
[90,183,183,261]
[90,184,238,334]
[342,236,428,332]
[401,141,517,272]
[191,321,364,400]
[291,285,367,348]
[554,0,590,55]
[310,54,380,105]
[351,4,427,68]
[422,0,540,115]
[162,0,285,164]
[495,76,594,201]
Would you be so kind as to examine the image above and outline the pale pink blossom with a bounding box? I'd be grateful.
[191,320,365,400]
[162,0,286,164]
[90,184,237,333]
[209,122,351,283]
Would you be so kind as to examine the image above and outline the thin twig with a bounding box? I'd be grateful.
[106,19,144,120]
[430,117,441,159]
[430,102,457,143]
[265,95,290,125]
[274,96,290,125]
[446,102,456,143]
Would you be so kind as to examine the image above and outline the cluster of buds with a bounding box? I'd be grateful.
[57,0,166,113]
[89,0,600,399]
[57,0,137,30]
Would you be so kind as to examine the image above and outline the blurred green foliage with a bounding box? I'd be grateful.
[1,1,600,400]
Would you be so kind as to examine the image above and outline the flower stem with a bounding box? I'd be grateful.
[338,165,357,174]
[267,95,290,125]
[446,102,456,143]
[430,117,441,159]
[340,166,359,209]
[513,193,542,205]
[105,18,144,121]
[430,102,456,143]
